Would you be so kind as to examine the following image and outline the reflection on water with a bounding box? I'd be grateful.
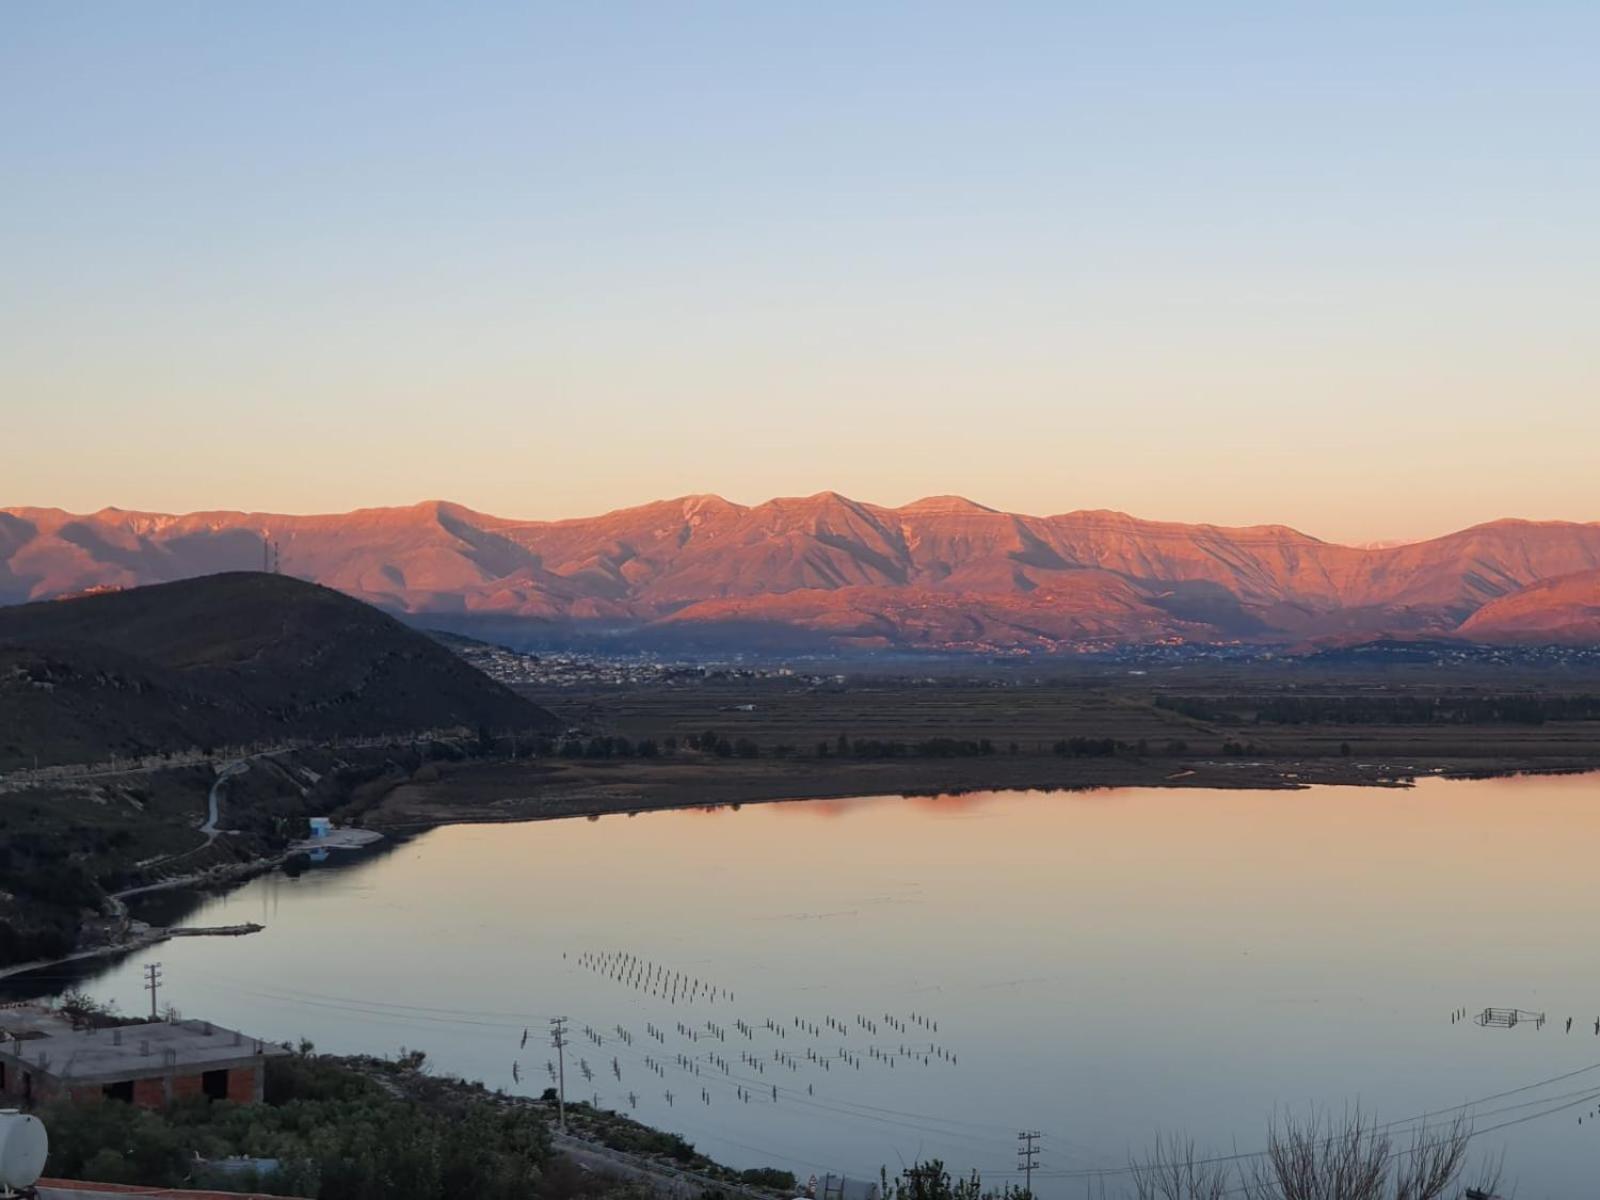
[34,775,1600,1197]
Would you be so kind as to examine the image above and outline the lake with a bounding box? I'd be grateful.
[37,773,1600,1198]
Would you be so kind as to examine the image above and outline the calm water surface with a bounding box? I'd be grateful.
[52,775,1600,1197]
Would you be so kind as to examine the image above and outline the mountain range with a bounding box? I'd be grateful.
[4,495,1600,652]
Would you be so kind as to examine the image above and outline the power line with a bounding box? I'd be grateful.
[143,961,162,1020]
[1036,1083,1600,1184]
[1202,1090,1600,1200]
[1016,1130,1040,1195]
[124,964,1600,1185]
[165,968,1022,1156]
[166,968,1051,1146]
[549,1016,569,1133]
[1373,1057,1600,1132]
[203,957,1600,1147]
[203,965,1600,1157]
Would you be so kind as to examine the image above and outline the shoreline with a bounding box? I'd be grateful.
[363,751,1600,832]
[9,755,1596,990]
[0,922,267,984]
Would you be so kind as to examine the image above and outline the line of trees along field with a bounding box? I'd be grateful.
[1154,693,1600,726]
[534,732,1206,762]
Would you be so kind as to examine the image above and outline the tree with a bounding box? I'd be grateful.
[1242,1110,1493,1200]
[1125,1109,1497,1200]
[49,1051,555,1200]
[39,1101,186,1185]
[882,1159,1030,1200]
[1130,1135,1230,1200]
[57,988,123,1029]
[742,1167,798,1190]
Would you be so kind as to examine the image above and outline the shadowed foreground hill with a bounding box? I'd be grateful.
[0,572,557,769]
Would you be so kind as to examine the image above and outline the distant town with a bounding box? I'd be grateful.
[438,632,1600,688]
[438,638,849,689]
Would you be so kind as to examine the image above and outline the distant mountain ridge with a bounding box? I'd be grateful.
[1456,568,1600,645]
[4,496,1600,651]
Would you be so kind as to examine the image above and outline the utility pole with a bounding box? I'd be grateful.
[1017,1131,1041,1197]
[549,1016,568,1132]
[144,962,163,1020]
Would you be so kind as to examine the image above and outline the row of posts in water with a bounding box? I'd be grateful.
[1453,1006,1600,1033]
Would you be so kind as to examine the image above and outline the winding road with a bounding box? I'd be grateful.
[201,759,250,838]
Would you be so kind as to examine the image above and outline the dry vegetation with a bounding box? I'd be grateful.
[370,664,1600,828]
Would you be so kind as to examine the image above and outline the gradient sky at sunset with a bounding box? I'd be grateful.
[5,3,1597,543]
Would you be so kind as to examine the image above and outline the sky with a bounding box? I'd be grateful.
[3,2,1597,544]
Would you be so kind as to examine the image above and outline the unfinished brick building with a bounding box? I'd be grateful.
[0,1007,287,1109]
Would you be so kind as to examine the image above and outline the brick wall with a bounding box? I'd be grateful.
[226,1065,258,1103]
[29,1076,62,1106]
[171,1073,205,1101]
[0,1056,22,1098]
[0,1056,268,1110]
[0,1060,59,1106]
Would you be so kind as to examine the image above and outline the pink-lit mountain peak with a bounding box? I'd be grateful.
[4,494,1599,649]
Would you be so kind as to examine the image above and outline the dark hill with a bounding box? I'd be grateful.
[0,572,557,769]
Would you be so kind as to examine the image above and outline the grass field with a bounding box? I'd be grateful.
[370,665,1600,829]
[535,663,1600,762]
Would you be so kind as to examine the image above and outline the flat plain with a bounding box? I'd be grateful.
[370,662,1600,828]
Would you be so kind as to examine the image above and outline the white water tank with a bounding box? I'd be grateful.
[0,1111,48,1190]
